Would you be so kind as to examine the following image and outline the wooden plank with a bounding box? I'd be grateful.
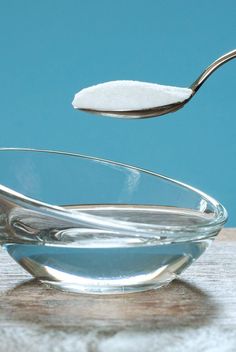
[0,228,235,351]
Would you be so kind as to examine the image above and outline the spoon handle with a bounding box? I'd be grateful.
[190,49,236,93]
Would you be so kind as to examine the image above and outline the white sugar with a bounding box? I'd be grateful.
[72,80,192,111]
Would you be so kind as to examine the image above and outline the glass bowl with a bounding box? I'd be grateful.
[0,148,227,294]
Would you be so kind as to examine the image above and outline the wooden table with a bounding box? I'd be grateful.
[0,229,235,352]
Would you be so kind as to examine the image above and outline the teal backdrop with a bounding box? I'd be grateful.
[0,1,235,225]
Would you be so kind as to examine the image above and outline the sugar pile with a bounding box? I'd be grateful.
[72,80,192,111]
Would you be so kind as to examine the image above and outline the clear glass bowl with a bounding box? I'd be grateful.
[0,148,227,294]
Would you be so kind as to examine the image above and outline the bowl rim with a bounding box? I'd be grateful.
[0,147,228,234]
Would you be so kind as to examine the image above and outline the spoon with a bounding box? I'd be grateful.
[72,49,236,119]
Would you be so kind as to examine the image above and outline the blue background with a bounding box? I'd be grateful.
[0,0,235,225]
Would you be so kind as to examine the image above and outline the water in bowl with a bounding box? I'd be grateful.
[4,205,213,294]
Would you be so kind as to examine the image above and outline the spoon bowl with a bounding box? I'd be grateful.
[73,49,236,119]
[79,95,192,119]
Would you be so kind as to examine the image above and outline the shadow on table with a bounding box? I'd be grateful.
[0,278,218,330]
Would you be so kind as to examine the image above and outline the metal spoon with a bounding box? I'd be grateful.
[73,49,236,119]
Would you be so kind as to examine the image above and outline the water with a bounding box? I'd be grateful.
[4,205,213,294]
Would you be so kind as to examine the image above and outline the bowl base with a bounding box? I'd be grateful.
[40,279,173,294]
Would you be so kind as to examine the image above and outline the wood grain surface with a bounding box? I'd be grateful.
[0,229,235,352]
